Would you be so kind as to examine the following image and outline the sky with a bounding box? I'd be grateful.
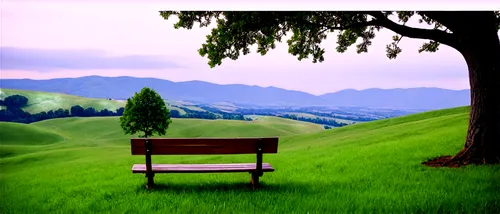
[1,0,494,95]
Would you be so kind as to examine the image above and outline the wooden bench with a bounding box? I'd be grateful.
[130,137,279,189]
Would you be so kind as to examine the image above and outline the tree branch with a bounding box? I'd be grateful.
[419,12,462,33]
[324,20,380,31]
[302,19,380,31]
[366,11,459,49]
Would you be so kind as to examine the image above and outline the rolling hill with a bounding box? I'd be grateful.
[0,88,184,114]
[1,76,470,109]
[0,106,498,213]
[0,116,323,160]
[319,88,470,110]
[0,88,125,113]
[0,88,415,126]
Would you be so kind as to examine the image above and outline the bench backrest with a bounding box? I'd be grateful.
[131,137,279,155]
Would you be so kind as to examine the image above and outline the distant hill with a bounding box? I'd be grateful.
[0,88,125,113]
[0,76,470,110]
[319,88,470,110]
[0,76,321,106]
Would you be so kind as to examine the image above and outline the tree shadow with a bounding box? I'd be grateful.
[135,181,314,194]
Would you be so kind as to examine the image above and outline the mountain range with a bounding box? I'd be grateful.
[0,76,470,110]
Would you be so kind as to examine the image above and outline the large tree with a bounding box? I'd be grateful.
[159,11,500,166]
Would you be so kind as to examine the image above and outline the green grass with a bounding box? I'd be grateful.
[166,100,206,113]
[182,106,207,112]
[284,112,357,124]
[0,106,499,213]
[165,104,187,115]
[0,88,194,115]
[210,102,239,112]
[0,88,126,113]
[0,122,66,146]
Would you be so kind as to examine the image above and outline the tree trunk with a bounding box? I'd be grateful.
[449,14,500,165]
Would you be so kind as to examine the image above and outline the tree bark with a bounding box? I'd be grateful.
[449,12,500,165]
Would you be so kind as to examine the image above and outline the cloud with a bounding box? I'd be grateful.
[0,47,184,71]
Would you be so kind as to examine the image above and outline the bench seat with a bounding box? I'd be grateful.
[132,163,275,173]
[131,137,279,189]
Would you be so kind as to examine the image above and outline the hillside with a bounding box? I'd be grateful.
[0,88,184,114]
[0,88,125,113]
[33,116,324,140]
[319,88,470,110]
[1,76,470,109]
[0,106,498,213]
[0,122,65,146]
[0,116,323,158]
[0,88,393,126]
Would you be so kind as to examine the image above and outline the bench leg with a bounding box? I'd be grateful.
[250,172,260,189]
[146,173,155,189]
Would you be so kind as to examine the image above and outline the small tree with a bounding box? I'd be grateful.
[120,87,172,138]
[70,105,85,116]
[3,95,29,109]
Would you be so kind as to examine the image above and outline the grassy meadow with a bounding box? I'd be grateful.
[0,88,126,113]
[284,112,358,124]
[0,88,190,115]
[0,106,499,213]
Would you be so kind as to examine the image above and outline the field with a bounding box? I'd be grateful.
[0,88,126,113]
[0,106,499,213]
[0,88,194,115]
[284,112,357,124]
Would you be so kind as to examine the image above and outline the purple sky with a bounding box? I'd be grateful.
[2,1,496,95]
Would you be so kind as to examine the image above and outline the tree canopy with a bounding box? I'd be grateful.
[120,87,172,138]
[160,11,500,67]
[3,95,29,109]
[70,105,85,117]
